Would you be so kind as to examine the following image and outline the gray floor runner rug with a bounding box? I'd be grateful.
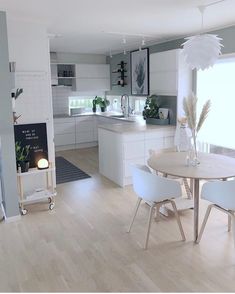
[55,156,91,184]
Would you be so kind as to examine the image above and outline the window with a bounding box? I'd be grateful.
[197,56,235,150]
[68,96,105,112]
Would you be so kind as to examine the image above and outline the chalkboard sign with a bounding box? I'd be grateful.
[14,123,48,168]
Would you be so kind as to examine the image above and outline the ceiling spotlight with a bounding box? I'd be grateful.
[122,37,126,44]
[123,49,127,55]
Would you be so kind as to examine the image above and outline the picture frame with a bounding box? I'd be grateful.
[130,48,149,96]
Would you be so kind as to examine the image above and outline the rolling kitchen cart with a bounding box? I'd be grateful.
[17,163,56,215]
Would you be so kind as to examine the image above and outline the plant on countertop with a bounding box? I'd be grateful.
[15,141,30,172]
[142,95,160,119]
[92,96,97,113]
[95,96,110,112]
[183,92,211,164]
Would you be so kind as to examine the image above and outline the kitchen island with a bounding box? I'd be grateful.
[98,122,176,187]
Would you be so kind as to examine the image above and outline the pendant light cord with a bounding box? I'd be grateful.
[198,0,226,34]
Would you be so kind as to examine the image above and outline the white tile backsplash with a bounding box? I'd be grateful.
[52,87,147,115]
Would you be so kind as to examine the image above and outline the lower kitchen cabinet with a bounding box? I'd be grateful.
[98,126,175,187]
[75,116,94,145]
[53,115,125,151]
[54,117,76,150]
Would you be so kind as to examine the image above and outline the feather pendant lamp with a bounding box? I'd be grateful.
[182,4,224,71]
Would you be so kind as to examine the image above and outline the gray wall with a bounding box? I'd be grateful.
[0,11,19,218]
[107,25,235,96]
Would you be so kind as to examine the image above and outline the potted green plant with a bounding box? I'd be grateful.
[96,97,110,112]
[15,141,30,173]
[92,97,97,113]
[142,95,169,125]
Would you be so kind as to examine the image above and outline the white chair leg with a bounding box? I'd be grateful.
[183,178,192,199]
[228,212,232,232]
[197,204,213,243]
[232,215,235,248]
[154,204,161,222]
[144,205,155,250]
[127,197,142,233]
[170,200,186,241]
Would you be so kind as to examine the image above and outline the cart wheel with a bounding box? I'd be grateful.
[48,197,52,203]
[49,203,55,210]
[21,209,27,215]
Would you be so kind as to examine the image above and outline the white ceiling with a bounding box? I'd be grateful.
[0,0,235,55]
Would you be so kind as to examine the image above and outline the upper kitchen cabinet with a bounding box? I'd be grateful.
[50,63,76,87]
[75,64,110,91]
[150,49,192,117]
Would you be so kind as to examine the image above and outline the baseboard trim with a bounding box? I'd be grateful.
[4,214,21,223]
[0,202,5,221]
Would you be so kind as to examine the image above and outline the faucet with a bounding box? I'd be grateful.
[121,94,130,117]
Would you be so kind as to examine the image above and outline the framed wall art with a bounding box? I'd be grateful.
[130,48,149,96]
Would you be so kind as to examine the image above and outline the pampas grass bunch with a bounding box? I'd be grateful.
[183,93,211,158]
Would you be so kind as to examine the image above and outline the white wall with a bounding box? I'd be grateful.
[7,17,55,192]
[0,11,19,218]
[7,19,49,72]
[54,52,106,64]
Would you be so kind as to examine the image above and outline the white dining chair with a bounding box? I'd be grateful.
[197,180,235,246]
[127,164,186,249]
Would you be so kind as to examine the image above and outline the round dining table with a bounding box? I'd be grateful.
[147,151,235,242]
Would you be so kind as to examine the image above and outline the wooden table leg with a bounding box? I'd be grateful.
[193,179,200,242]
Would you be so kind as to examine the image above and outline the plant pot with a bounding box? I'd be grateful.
[146,118,169,125]
[100,106,106,112]
[92,106,96,113]
[17,160,30,173]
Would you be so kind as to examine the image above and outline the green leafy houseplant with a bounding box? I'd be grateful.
[95,96,110,112]
[15,141,30,172]
[142,95,160,119]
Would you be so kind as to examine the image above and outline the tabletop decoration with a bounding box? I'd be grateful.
[183,93,211,165]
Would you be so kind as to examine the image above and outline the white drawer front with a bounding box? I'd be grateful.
[54,133,75,146]
[123,141,145,159]
[164,136,174,149]
[76,120,94,132]
[54,122,75,135]
[124,158,145,177]
[76,132,94,144]
[145,139,165,157]
[54,117,75,124]
[123,133,145,142]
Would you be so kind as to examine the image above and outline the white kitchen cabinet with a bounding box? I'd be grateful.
[76,64,110,78]
[75,116,95,145]
[53,117,76,150]
[98,126,175,187]
[75,64,110,91]
[50,63,76,87]
[150,49,192,117]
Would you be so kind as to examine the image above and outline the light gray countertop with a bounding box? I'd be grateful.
[53,111,176,134]
[53,111,141,123]
[98,122,175,134]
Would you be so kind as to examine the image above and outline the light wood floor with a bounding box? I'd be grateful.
[0,147,235,292]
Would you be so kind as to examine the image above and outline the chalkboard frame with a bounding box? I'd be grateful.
[14,122,49,168]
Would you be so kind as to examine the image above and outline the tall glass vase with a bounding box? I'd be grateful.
[188,135,200,166]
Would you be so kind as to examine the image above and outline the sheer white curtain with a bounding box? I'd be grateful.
[197,56,235,149]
